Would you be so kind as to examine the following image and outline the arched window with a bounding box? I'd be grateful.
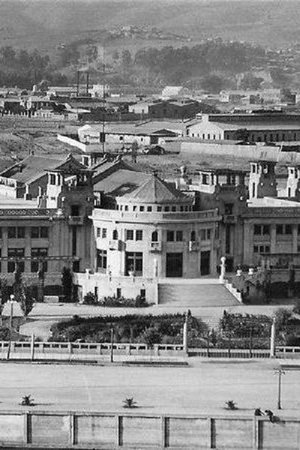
[112,229,118,240]
[152,231,158,242]
[190,230,196,242]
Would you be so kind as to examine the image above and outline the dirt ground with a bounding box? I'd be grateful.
[0,359,297,416]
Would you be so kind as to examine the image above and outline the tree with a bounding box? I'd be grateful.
[61,267,73,302]
[233,128,249,142]
[139,327,162,348]
[13,267,35,316]
[240,74,264,90]
[0,278,10,305]
[201,75,225,93]
[121,50,132,67]
[112,50,119,61]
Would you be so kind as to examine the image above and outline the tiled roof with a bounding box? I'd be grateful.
[0,154,88,184]
[213,122,300,131]
[93,169,151,196]
[119,173,191,204]
[0,155,66,184]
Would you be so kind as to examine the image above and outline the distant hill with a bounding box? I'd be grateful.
[1,0,300,52]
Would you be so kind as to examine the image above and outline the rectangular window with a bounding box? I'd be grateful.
[31,248,48,272]
[276,224,292,235]
[97,249,107,271]
[254,245,270,254]
[125,252,143,276]
[285,224,292,234]
[224,203,233,215]
[139,206,144,212]
[167,231,175,242]
[171,206,176,212]
[102,228,107,239]
[50,174,56,185]
[136,230,143,241]
[8,227,16,239]
[31,227,39,238]
[254,225,270,235]
[8,248,25,273]
[96,227,101,238]
[17,227,25,238]
[176,231,183,241]
[8,227,25,239]
[147,206,152,212]
[126,230,134,240]
[200,229,211,240]
[164,206,170,212]
[31,227,48,239]
[157,206,162,212]
[40,227,49,238]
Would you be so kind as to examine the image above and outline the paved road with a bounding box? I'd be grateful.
[29,303,292,319]
[0,359,299,416]
[21,303,293,340]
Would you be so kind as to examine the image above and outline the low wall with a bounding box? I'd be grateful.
[180,141,282,159]
[0,410,299,449]
[2,341,300,361]
[57,134,101,152]
[0,341,185,362]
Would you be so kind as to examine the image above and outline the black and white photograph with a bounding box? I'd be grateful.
[0,0,298,448]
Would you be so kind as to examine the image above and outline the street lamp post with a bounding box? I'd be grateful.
[275,368,285,410]
[110,328,114,363]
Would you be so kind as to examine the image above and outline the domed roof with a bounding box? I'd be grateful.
[117,173,192,204]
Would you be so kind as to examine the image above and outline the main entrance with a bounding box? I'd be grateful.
[166,253,183,277]
[200,251,210,275]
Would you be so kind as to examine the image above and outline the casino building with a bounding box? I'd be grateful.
[75,173,221,302]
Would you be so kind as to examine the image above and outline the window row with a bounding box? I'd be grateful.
[254,245,270,254]
[254,224,294,236]
[96,228,212,242]
[0,247,48,273]
[0,226,49,239]
[117,204,192,213]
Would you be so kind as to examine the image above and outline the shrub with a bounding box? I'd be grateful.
[83,292,98,305]
[123,398,137,408]
[226,400,238,410]
[21,395,34,406]
[138,327,162,348]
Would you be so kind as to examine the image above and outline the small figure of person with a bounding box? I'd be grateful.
[265,409,274,423]
[254,408,264,416]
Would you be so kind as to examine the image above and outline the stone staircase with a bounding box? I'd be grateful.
[158,281,240,308]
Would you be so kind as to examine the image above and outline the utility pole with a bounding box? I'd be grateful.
[102,54,106,155]
[270,317,276,358]
[110,327,114,363]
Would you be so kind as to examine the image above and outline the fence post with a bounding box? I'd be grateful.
[69,413,75,445]
[116,415,122,446]
[23,412,29,445]
[161,416,166,448]
[30,334,35,361]
[207,417,214,448]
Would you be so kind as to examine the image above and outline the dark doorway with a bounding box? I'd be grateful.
[201,251,210,275]
[166,253,183,277]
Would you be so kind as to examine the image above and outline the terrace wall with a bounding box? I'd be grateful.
[0,410,299,449]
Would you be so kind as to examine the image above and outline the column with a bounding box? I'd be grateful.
[292,224,298,254]
[270,224,277,254]
[24,226,31,273]
[243,222,253,265]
